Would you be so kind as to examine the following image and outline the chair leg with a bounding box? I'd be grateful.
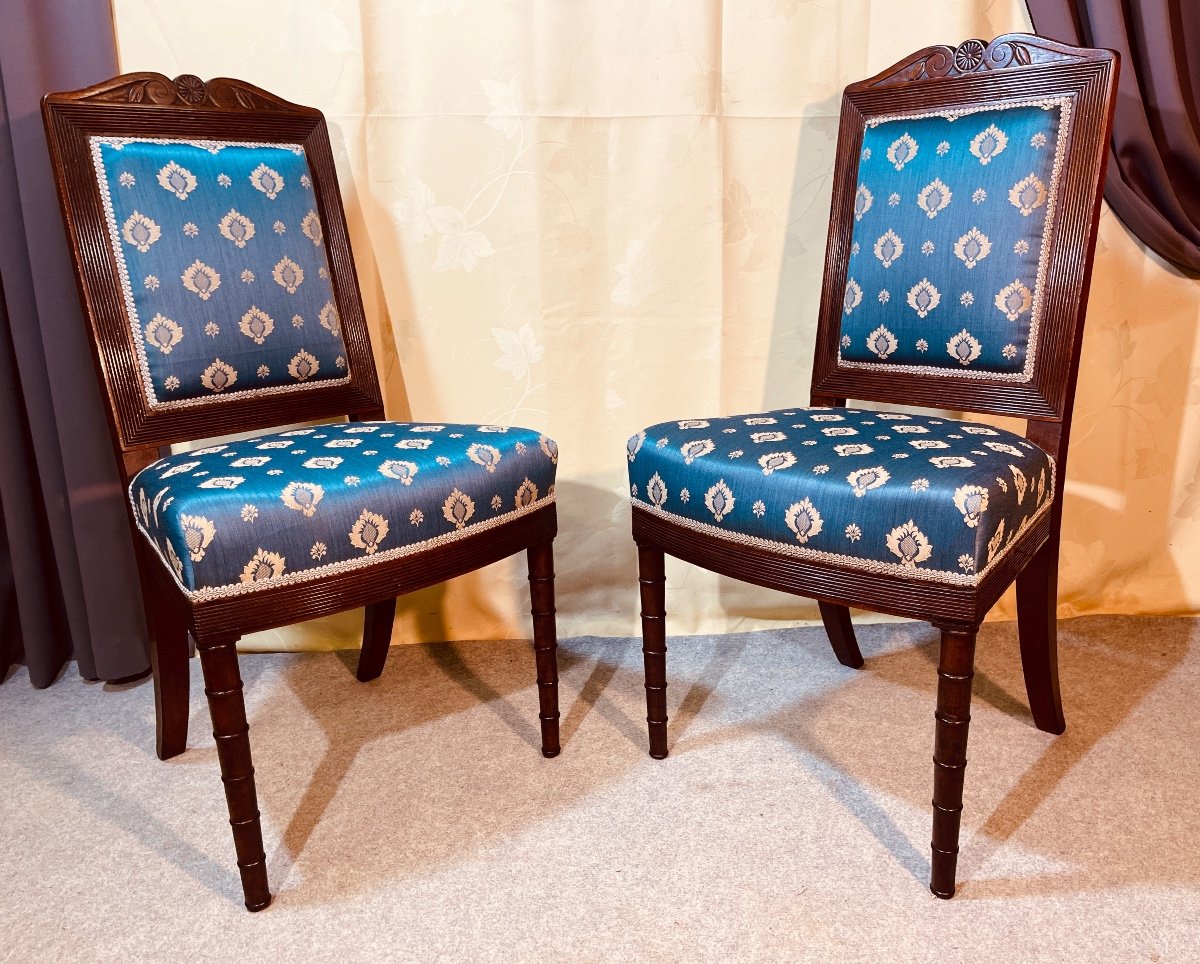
[196,634,271,912]
[818,601,864,669]
[929,626,977,899]
[1016,538,1066,734]
[148,601,190,761]
[638,544,668,759]
[356,598,397,682]
[526,541,561,758]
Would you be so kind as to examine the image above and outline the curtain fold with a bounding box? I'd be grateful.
[0,268,69,685]
[0,467,20,682]
[0,0,150,687]
[1027,0,1200,274]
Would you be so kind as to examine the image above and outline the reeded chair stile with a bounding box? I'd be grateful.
[43,73,563,910]
[625,35,1118,898]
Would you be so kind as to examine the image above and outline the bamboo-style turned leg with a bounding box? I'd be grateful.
[526,541,561,757]
[356,598,397,683]
[1016,537,1066,734]
[929,626,977,899]
[196,634,270,911]
[638,544,668,759]
[818,601,864,669]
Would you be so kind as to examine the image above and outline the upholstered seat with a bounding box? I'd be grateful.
[628,408,1051,581]
[132,421,558,595]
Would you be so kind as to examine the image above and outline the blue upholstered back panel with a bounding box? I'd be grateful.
[840,98,1069,380]
[91,138,349,406]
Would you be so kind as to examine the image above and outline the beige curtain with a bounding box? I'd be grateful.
[111,0,1200,650]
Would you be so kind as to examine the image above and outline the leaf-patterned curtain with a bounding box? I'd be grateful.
[109,0,1200,649]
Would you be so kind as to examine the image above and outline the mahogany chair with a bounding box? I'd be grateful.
[42,73,562,911]
[626,35,1117,897]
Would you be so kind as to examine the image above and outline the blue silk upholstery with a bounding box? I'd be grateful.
[92,137,349,405]
[131,421,558,597]
[841,98,1067,378]
[627,408,1053,583]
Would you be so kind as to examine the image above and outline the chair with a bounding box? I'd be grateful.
[626,34,1117,898]
[42,73,562,911]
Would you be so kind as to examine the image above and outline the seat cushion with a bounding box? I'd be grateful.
[131,421,558,598]
[627,408,1052,584]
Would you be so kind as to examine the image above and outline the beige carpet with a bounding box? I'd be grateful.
[1,615,1197,962]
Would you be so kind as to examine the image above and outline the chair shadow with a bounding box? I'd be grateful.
[556,637,644,750]
[72,575,642,908]
[954,616,1199,898]
[659,623,933,882]
[424,641,543,752]
[745,616,1196,896]
[10,612,1194,910]
[183,612,1200,904]
[238,627,649,907]
[3,667,252,906]
[668,634,748,753]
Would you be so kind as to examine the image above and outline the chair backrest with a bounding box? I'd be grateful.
[810,35,1117,423]
[43,73,383,474]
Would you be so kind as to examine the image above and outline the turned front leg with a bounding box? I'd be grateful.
[638,544,668,759]
[196,633,270,911]
[526,541,561,757]
[930,626,977,898]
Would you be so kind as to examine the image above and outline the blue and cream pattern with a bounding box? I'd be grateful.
[91,137,349,407]
[627,408,1053,584]
[131,421,558,598]
[841,97,1070,380]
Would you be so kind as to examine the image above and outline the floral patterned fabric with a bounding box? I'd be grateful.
[841,99,1068,380]
[131,421,558,597]
[92,137,349,406]
[627,408,1053,584]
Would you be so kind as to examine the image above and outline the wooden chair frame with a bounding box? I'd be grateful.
[632,35,1118,898]
[43,73,561,911]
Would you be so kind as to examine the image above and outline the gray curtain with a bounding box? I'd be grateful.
[0,0,150,686]
[1027,0,1200,274]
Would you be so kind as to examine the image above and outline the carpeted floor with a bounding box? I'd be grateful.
[1,614,1197,962]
